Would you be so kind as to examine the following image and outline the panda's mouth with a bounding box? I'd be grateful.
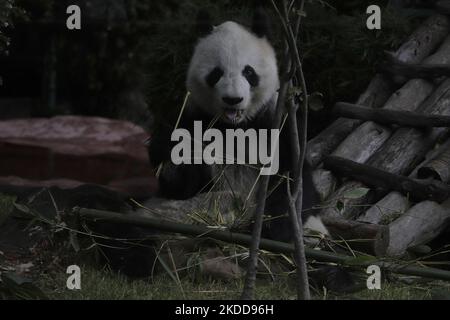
[223,108,244,123]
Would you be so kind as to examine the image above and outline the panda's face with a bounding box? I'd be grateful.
[187,22,279,124]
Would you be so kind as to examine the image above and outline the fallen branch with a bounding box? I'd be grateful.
[323,156,450,202]
[381,62,450,80]
[333,102,450,128]
[72,207,450,281]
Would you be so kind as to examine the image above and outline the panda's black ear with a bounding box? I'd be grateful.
[196,9,213,37]
[251,8,270,38]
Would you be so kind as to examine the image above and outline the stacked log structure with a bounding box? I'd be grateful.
[310,15,450,258]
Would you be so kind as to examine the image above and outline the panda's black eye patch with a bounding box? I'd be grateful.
[205,67,224,87]
[243,65,259,87]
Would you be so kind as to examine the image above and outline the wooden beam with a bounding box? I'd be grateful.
[381,62,450,80]
[333,102,450,128]
[323,156,450,202]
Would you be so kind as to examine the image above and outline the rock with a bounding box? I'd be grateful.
[200,247,243,281]
[0,176,86,190]
[0,116,157,197]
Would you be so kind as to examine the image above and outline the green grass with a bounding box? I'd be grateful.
[36,265,450,300]
[38,265,296,300]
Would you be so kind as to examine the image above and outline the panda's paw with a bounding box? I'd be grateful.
[304,215,330,246]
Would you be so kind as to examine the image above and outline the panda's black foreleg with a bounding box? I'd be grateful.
[157,161,213,200]
[262,159,321,243]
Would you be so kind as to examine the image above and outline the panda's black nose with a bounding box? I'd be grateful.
[223,97,243,106]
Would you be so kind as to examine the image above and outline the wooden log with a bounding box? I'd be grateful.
[319,79,434,219]
[388,34,450,85]
[308,15,449,166]
[368,128,440,176]
[307,117,364,168]
[307,74,393,167]
[323,156,450,202]
[410,135,450,177]
[368,78,450,175]
[391,14,449,64]
[358,192,411,225]
[381,62,450,80]
[375,199,450,257]
[318,78,433,172]
[333,102,450,128]
[382,35,450,82]
[417,138,450,182]
[423,35,450,65]
[361,137,450,225]
[381,78,435,112]
[306,13,449,168]
[331,121,391,164]
[322,216,389,254]
[315,17,450,219]
[320,77,449,219]
[322,217,385,240]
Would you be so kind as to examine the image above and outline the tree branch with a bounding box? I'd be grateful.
[333,102,450,128]
[324,156,450,202]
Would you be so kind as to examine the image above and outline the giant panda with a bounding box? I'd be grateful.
[148,9,329,243]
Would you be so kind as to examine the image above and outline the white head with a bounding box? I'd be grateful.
[187,10,279,125]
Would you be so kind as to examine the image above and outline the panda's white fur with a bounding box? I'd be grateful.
[187,21,279,124]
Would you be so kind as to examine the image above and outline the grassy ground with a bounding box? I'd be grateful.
[35,264,449,300]
[1,193,449,300]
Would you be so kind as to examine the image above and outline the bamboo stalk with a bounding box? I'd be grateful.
[334,102,450,128]
[72,207,450,281]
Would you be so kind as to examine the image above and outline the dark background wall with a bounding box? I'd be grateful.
[0,0,426,136]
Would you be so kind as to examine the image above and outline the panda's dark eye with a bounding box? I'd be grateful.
[205,67,224,87]
[242,65,259,87]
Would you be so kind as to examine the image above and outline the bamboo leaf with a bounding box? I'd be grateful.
[343,187,370,199]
